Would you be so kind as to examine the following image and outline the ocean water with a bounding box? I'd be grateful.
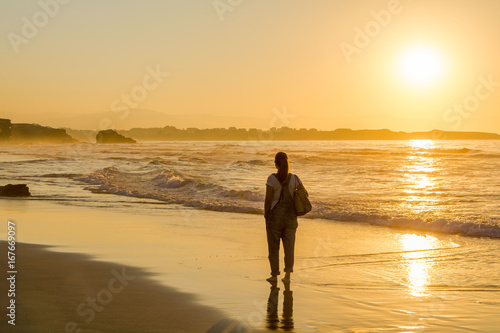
[2,140,500,332]
[1,140,499,238]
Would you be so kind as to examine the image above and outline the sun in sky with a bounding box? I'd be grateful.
[396,45,447,88]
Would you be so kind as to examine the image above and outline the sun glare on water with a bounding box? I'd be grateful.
[409,139,434,150]
[399,234,440,297]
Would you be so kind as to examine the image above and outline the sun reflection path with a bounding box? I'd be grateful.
[399,140,443,216]
[399,234,441,297]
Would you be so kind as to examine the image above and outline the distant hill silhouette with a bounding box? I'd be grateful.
[67,126,500,142]
[2,117,499,143]
[10,123,75,143]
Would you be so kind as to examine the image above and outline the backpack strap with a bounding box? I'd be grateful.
[273,173,291,206]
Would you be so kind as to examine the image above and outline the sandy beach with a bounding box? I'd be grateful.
[0,242,234,333]
[0,199,276,332]
[1,198,500,332]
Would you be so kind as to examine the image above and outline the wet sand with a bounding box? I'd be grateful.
[1,198,500,332]
[0,241,256,333]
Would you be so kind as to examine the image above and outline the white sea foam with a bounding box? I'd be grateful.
[312,210,500,238]
[75,167,264,213]
[75,165,500,239]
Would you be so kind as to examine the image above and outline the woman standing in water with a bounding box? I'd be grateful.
[264,152,303,283]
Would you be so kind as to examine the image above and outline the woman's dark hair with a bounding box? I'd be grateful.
[274,152,289,183]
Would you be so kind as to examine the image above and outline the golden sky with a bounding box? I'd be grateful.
[1,0,499,132]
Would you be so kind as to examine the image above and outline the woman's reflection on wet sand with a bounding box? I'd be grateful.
[266,281,294,331]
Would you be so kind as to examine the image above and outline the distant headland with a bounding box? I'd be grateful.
[69,126,500,142]
[1,118,499,143]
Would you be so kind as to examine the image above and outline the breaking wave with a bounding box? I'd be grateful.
[75,167,263,214]
[75,167,500,239]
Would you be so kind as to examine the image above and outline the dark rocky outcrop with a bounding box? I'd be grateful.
[0,118,12,140]
[0,184,31,197]
[11,123,76,143]
[96,129,136,143]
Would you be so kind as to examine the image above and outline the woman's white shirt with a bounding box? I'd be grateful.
[266,173,302,209]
